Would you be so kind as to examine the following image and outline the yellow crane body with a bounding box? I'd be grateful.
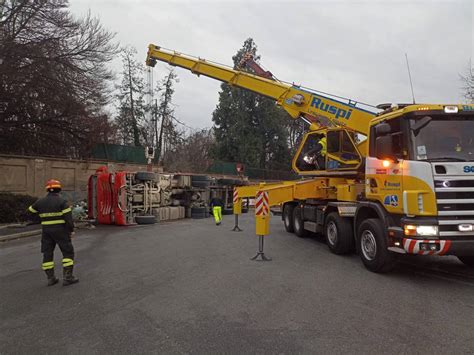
[146,43,474,272]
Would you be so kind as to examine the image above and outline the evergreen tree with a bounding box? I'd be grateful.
[155,69,181,161]
[211,38,292,170]
[116,46,148,146]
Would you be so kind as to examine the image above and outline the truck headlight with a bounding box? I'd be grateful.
[404,224,438,237]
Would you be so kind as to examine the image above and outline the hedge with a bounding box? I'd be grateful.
[0,193,39,224]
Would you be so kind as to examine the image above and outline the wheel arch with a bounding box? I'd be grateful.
[324,205,338,219]
[354,201,389,237]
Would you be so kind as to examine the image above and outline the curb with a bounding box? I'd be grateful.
[0,221,93,242]
[0,229,42,242]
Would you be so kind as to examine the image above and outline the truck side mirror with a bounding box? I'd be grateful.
[376,135,397,162]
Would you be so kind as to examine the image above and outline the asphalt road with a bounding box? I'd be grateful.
[1,213,474,354]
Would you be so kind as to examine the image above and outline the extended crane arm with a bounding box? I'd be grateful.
[146,44,376,136]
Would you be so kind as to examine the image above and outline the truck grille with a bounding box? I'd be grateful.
[435,177,474,238]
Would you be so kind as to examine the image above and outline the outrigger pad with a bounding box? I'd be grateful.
[250,252,272,261]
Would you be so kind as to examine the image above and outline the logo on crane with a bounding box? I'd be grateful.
[310,97,353,120]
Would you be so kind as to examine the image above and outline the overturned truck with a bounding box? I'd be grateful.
[87,166,248,225]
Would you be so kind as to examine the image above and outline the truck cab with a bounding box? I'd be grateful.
[361,104,474,264]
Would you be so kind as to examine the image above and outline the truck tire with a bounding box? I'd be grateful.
[135,215,157,224]
[216,178,232,186]
[191,207,207,219]
[192,180,210,188]
[293,205,309,238]
[233,179,247,186]
[356,218,395,273]
[222,208,233,215]
[191,175,210,182]
[457,256,474,267]
[135,171,157,182]
[325,212,353,255]
[283,204,295,233]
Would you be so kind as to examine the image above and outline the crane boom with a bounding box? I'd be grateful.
[238,53,275,80]
[146,44,376,136]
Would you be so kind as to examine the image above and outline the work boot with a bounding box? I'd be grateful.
[63,266,79,286]
[44,269,59,286]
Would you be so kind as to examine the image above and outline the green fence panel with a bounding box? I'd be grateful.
[92,144,147,164]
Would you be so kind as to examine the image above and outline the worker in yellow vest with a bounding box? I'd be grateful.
[209,195,224,225]
[303,135,327,170]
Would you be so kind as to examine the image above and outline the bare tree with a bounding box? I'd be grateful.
[0,0,118,157]
[163,129,215,173]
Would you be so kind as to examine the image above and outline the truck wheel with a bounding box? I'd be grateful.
[192,180,210,188]
[135,215,157,224]
[357,218,395,273]
[191,175,210,182]
[293,206,309,238]
[191,207,207,219]
[457,256,474,267]
[325,212,353,255]
[135,172,157,182]
[283,204,295,233]
[217,178,235,186]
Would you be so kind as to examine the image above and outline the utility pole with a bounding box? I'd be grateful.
[127,55,140,146]
[154,99,159,161]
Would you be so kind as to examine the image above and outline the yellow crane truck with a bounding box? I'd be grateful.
[146,44,474,272]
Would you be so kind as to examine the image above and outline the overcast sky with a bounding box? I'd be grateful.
[70,0,473,130]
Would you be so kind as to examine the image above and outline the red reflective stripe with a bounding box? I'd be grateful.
[403,238,410,251]
[439,240,452,255]
[255,192,263,215]
[255,191,269,216]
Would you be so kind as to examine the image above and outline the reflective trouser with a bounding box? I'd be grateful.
[41,225,75,271]
[213,206,222,223]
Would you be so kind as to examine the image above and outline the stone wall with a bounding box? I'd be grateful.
[0,154,162,202]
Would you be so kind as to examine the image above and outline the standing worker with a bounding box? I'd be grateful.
[28,179,79,286]
[209,193,224,226]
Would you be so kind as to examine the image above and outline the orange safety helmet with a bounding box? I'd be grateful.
[45,179,62,191]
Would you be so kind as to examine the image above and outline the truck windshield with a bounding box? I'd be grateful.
[410,115,474,162]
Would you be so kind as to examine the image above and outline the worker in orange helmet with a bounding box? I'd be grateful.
[28,179,79,286]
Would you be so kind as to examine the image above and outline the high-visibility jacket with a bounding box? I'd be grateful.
[28,193,74,232]
[210,197,224,208]
[319,137,327,156]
